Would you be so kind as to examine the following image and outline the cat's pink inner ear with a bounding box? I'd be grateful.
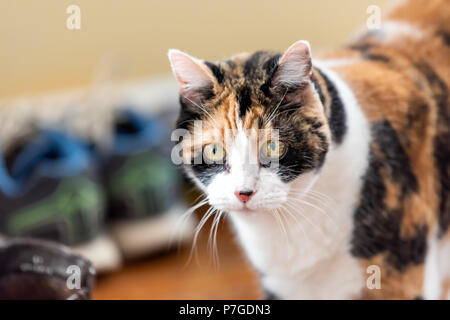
[168,49,214,91]
[273,40,312,88]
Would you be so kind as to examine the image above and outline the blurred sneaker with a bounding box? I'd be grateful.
[0,238,95,300]
[0,129,121,272]
[102,109,195,259]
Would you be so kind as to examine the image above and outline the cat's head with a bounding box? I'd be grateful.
[169,41,331,214]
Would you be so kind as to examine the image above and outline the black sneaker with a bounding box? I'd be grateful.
[0,129,121,272]
[102,109,194,259]
[0,238,95,300]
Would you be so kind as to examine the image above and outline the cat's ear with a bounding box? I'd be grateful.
[168,49,215,102]
[272,40,312,90]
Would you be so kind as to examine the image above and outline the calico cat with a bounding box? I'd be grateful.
[168,0,450,299]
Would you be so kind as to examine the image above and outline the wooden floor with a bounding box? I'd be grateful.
[93,209,450,300]
[93,217,263,300]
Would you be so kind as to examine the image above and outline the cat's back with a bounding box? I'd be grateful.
[321,0,450,125]
[315,0,450,298]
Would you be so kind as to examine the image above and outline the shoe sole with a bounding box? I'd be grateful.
[71,234,122,273]
[109,205,197,260]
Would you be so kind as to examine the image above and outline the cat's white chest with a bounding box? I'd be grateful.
[229,188,365,299]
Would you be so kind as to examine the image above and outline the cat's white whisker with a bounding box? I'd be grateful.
[264,88,289,126]
[274,208,292,248]
[307,190,337,205]
[289,197,337,224]
[280,204,310,244]
[287,189,337,219]
[208,210,220,265]
[186,205,217,267]
[294,187,338,206]
[284,200,328,239]
[301,194,337,220]
[171,198,209,249]
[209,210,224,269]
[183,96,220,129]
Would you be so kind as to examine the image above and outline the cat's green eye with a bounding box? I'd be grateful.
[203,143,226,163]
[262,140,286,159]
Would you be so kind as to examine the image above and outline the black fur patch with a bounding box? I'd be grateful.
[204,61,224,84]
[349,42,374,53]
[176,98,202,130]
[260,81,272,99]
[351,150,427,271]
[352,151,388,258]
[388,224,427,270]
[311,73,326,106]
[276,146,316,183]
[349,42,391,63]
[271,118,328,183]
[262,54,281,78]
[372,120,419,194]
[363,53,391,63]
[437,30,450,47]
[315,68,347,144]
[243,51,265,78]
[176,82,217,131]
[190,162,227,186]
[238,85,253,118]
[264,289,279,300]
[260,54,281,98]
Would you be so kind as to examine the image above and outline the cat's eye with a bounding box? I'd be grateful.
[262,140,286,159]
[203,143,226,163]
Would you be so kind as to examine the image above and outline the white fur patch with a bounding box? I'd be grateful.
[380,21,424,40]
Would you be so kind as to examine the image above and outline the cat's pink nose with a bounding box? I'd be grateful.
[234,190,255,203]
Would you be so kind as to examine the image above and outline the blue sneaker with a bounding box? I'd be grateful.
[102,109,195,259]
[0,129,121,272]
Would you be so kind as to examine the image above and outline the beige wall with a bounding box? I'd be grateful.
[0,0,390,98]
